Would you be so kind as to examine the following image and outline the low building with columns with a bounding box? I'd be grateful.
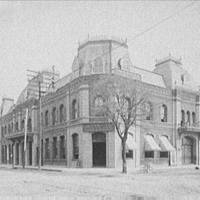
[1,36,200,169]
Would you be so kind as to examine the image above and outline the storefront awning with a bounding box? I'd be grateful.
[144,135,161,151]
[159,136,175,152]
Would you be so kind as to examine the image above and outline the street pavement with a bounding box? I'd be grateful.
[0,164,199,200]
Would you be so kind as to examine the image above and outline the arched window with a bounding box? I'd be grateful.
[186,111,190,126]
[94,96,104,116]
[5,126,7,134]
[21,119,25,131]
[8,124,11,134]
[59,104,64,123]
[28,118,32,132]
[52,107,56,125]
[94,57,103,73]
[94,96,104,108]
[181,110,185,126]
[161,104,167,122]
[72,99,78,120]
[72,133,79,159]
[11,122,13,132]
[192,112,196,125]
[145,102,153,120]
[15,122,19,132]
[45,110,49,127]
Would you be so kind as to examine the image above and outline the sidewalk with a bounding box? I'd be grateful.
[0,163,198,175]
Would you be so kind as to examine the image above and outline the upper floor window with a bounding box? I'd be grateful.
[21,119,25,131]
[72,99,78,120]
[181,110,185,124]
[5,126,7,134]
[186,111,190,125]
[59,104,65,123]
[192,112,196,125]
[8,124,11,134]
[145,101,153,120]
[11,122,13,132]
[72,133,79,159]
[45,110,49,127]
[15,121,19,132]
[94,57,103,73]
[52,107,56,125]
[27,118,32,132]
[160,104,167,122]
[94,96,104,108]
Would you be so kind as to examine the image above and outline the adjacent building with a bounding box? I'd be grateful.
[1,36,200,169]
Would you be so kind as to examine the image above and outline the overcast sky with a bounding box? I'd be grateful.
[0,1,200,102]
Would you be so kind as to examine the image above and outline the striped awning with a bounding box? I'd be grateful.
[144,135,161,151]
[159,136,175,152]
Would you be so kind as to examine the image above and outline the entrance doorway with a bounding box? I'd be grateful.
[92,132,106,167]
[182,136,195,164]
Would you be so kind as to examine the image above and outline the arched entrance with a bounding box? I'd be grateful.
[92,132,106,167]
[182,136,196,164]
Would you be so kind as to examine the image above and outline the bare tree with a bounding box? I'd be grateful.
[93,74,147,174]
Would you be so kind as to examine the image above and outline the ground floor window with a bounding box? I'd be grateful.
[72,133,79,160]
[45,138,50,159]
[52,137,57,159]
[60,136,65,159]
[126,149,133,159]
[160,151,168,158]
[145,151,154,158]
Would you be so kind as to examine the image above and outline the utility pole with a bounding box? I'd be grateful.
[38,74,42,170]
[27,67,58,170]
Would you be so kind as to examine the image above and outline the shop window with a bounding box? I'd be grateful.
[52,137,57,159]
[126,149,133,159]
[160,151,168,158]
[45,138,50,159]
[145,151,154,158]
[60,135,65,159]
[72,133,79,159]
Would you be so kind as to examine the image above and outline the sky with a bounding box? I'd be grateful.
[0,1,200,102]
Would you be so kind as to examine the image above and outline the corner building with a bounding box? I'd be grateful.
[1,36,200,169]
